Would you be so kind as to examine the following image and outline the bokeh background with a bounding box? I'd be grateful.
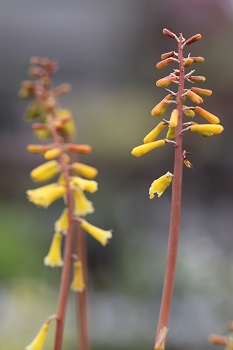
[1,0,233,349]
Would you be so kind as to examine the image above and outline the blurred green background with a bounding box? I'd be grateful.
[1,0,233,349]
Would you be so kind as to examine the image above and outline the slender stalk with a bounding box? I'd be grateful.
[75,221,89,350]
[47,117,75,350]
[155,34,184,344]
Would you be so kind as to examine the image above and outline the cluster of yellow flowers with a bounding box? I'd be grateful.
[20,57,112,349]
[131,31,223,199]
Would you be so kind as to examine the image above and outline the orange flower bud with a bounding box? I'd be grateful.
[44,148,62,160]
[163,28,176,39]
[189,75,206,83]
[191,87,212,96]
[185,34,202,45]
[195,106,220,124]
[190,124,223,135]
[67,144,92,154]
[161,51,175,60]
[151,94,173,117]
[190,56,205,63]
[208,334,228,346]
[156,58,174,69]
[183,58,194,67]
[156,76,176,88]
[27,144,50,153]
[187,90,203,104]
[169,109,179,128]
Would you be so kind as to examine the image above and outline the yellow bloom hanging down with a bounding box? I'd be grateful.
[27,183,66,208]
[80,219,112,246]
[25,322,50,350]
[73,187,94,217]
[30,160,60,182]
[44,232,63,267]
[70,260,86,292]
[55,208,69,234]
[132,139,166,157]
[149,172,173,199]
[70,176,98,193]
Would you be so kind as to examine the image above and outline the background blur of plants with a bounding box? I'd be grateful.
[1,0,233,349]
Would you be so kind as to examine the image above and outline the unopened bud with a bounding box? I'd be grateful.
[18,81,36,98]
[163,28,176,39]
[28,66,47,78]
[190,124,223,135]
[53,83,72,96]
[131,139,166,157]
[169,109,179,128]
[161,51,175,60]
[44,148,62,160]
[195,106,220,124]
[67,144,92,154]
[151,94,173,117]
[156,76,176,88]
[191,87,212,96]
[190,56,205,63]
[156,58,174,69]
[187,90,203,104]
[208,334,228,346]
[185,34,202,45]
[189,75,206,83]
[30,56,58,74]
[184,158,193,169]
[166,127,175,139]
[183,106,195,118]
[143,122,166,143]
[27,144,50,153]
[183,58,194,67]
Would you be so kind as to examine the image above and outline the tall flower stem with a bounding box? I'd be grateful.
[155,34,184,344]
[47,116,75,350]
[75,222,89,350]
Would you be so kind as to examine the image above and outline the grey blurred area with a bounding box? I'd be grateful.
[1,0,233,349]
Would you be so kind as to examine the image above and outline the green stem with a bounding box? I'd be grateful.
[155,34,184,345]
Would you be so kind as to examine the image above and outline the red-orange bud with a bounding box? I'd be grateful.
[156,58,174,69]
[195,106,220,124]
[163,28,176,39]
[185,34,202,45]
[67,144,92,154]
[151,94,173,117]
[191,87,212,96]
[161,51,175,60]
[156,76,176,88]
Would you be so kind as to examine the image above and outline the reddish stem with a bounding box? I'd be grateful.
[155,35,184,344]
[48,116,75,350]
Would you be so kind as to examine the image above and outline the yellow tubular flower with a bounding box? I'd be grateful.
[187,90,203,104]
[70,176,98,193]
[166,127,175,139]
[44,148,62,160]
[72,162,98,179]
[149,172,173,199]
[195,106,220,124]
[73,188,94,216]
[30,160,60,183]
[151,94,173,117]
[190,124,224,135]
[25,322,50,350]
[55,208,69,234]
[191,87,212,96]
[131,139,166,157]
[169,109,179,128]
[27,183,66,208]
[80,219,112,246]
[44,232,63,267]
[70,260,86,292]
[143,122,166,143]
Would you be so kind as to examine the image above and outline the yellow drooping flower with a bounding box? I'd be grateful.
[149,172,173,199]
[190,124,223,135]
[27,183,66,208]
[30,160,60,183]
[195,106,220,124]
[143,122,166,143]
[25,322,50,350]
[44,232,63,267]
[72,162,98,179]
[70,176,98,193]
[55,208,69,234]
[70,260,86,292]
[131,139,166,157]
[73,188,94,217]
[80,219,112,246]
